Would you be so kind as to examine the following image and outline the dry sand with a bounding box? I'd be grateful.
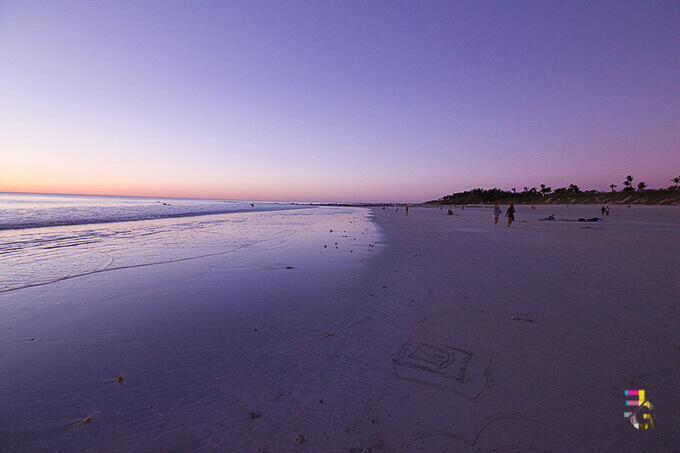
[1,204,678,451]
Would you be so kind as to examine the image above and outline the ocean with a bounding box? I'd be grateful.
[0,193,377,293]
[0,193,303,230]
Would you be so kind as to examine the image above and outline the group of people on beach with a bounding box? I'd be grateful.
[493,204,515,227]
[494,204,610,227]
[383,203,614,228]
[388,203,611,228]
[437,203,516,227]
[435,203,515,226]
[383,203,409,215]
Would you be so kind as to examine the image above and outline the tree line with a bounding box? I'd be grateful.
[433,175,680,204]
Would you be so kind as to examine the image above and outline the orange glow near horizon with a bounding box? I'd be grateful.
[2,149,678,203]
[0,162,437,202]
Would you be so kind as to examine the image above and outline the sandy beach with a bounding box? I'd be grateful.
[1,204,678,451]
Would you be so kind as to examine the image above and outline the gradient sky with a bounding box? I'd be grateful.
[1,1,678,202]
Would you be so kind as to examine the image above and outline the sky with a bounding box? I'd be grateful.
[1,1,678,202]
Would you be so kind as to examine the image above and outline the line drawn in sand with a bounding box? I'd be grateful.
[392,336,493,400]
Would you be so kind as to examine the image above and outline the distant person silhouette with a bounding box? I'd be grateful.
[601,206,606,216]
[505,204,515,227]
[493,204,502,227]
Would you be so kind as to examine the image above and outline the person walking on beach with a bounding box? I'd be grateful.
[405,204,409,215]
[493,204,502,226]
[505,204,515,227]
[605,206,610,216]
[601,206,606,216]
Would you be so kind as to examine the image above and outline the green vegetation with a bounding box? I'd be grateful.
[427,175,680,205]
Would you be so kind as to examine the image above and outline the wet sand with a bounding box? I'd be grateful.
[1,205,678,451]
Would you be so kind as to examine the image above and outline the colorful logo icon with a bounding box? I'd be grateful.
[624,390,655,429]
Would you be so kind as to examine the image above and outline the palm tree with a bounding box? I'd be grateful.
[567,184,581,193]
[672,176,680,188]
[637,182,647,191]
[610,184,617,192]
[623,175,634,191]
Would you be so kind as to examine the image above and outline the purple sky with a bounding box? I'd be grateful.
[1,1,678,202]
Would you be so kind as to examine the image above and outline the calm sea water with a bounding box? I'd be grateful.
[0,193,378,293]
[0,193,297,230]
